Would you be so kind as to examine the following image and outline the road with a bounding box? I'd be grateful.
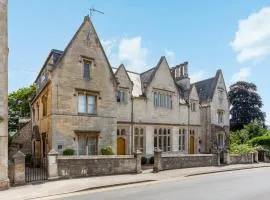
[56,168,270,200]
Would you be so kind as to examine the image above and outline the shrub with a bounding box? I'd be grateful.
[230,144,255,155]
[63,148,75,155]
[101,146,114,155]
[141,156,147,165]
[249,135,270,147]
[149,156,154,164]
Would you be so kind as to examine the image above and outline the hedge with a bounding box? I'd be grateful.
[249,135,270,147]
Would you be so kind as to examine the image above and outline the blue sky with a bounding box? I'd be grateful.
[8,0,270,124]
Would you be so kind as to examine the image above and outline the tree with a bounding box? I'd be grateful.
[228,81,265,131]
[8,85,36,133]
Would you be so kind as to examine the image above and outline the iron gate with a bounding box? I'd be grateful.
[25,156,48,182]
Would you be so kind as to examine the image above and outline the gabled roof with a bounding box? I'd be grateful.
[115,64,133,85]
[193,69,222,103]
[113,56,181,97]
[34,16,118,87]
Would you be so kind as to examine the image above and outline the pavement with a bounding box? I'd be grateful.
[1,163,270,200]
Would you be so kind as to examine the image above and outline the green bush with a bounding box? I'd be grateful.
[149,156,154,164]
[101,146,114,155]
[63,148,75,155]
[249,135,270,147]
[230,144,255,155]
[141,156,147,165]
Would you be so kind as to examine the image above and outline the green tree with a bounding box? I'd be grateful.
[228,81,265,131]
[8,85,36,132]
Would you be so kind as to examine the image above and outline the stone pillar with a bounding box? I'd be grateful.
[13,151,25,185]
[47,149,59,180]
[224,151,230,164]
[134,150,142,174]
[0,0,10,190]
[153,148,162,172]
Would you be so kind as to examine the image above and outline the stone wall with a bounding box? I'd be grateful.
[154,150,218,172]
[9,121,32,158]
[230,154,253,164]
[57,155,140,178]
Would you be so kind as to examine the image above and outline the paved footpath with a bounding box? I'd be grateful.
[1,163,270,200]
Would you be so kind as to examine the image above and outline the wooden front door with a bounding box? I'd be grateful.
[189,136,195,154]
[117,137,125,155]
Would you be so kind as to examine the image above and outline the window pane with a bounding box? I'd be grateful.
[87,96,95,113]
[135,136,139,150]
[83,62,90,80]
[140,136,143,150]
[78,95,86,113]
[88,137,97,155]
[154,136,157,148]
[135,128,139,135]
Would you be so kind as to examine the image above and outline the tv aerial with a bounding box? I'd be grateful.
[89,6,104,19]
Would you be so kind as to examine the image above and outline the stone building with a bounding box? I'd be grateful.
[30,16,229,158]
[0,0,10,189]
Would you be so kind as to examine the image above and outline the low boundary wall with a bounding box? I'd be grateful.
[154,150,218,172]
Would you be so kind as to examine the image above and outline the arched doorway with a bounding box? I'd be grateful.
[189,136,195,154]
[117,137,125,155]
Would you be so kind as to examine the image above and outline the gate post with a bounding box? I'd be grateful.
[134,150,142,174]
[47,149,59,180]
[153,148,162,172]
[13,151,25,185]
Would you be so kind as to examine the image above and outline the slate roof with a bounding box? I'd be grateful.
[193,77,216,103]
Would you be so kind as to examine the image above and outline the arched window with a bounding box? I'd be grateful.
[121,129,125,135]
[117,129,120,136]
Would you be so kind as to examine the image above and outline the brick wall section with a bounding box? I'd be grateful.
[57,155,138,178]
[230,154,253,164]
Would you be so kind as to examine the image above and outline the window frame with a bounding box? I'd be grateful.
[134,127,144,152]
[77,91,98,115]
[154,128,171,152]
[153,91,173,109]
[217,110,225,124]
[82,59,93,80]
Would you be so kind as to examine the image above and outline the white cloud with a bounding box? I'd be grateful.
[230,7,270,63]
[190,71,208,83]
[230,67,252,83]
[118,37,148,72]
[101,39,116,55]
[165,49,175,66]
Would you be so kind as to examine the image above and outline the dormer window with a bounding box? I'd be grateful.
[83,59,92,80]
